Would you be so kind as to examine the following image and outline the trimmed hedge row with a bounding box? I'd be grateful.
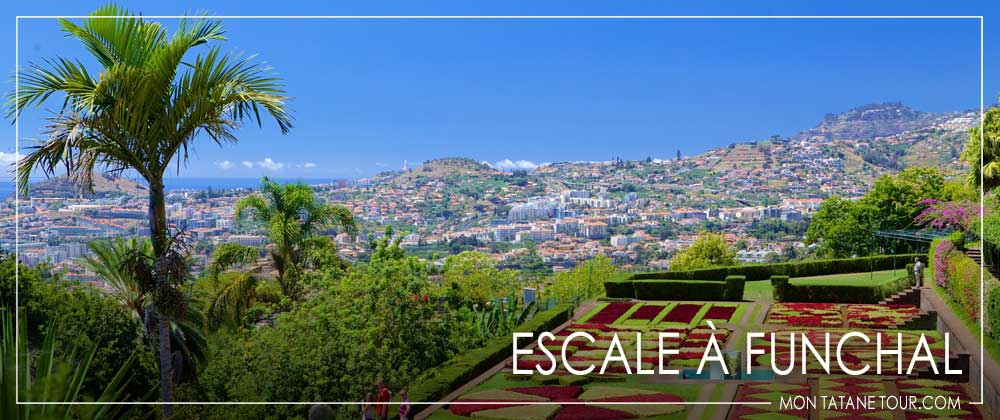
[771,274,913,303]
[610,275,747,301]
[407,304,574,418]
[629,254,922,282]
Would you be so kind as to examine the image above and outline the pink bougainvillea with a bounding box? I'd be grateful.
[933,239,956,288]
[915,199,979,232]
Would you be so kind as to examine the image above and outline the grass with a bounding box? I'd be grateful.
[789,269,908,286]
[742,269,912,302]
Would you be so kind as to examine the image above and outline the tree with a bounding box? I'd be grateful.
[807,168,950,258]
[441,251,519,307]
[805,196,872,258]
[12,6,292,414]
[230,177,356,297]
[205,179,356,328]
[669,232,737,271]
[79,238,208,382]
[544,255,618,304]
[961,106,1000,192]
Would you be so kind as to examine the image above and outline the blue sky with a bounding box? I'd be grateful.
[3,1,999,179]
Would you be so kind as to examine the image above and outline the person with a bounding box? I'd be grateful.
[398,388,411,420]
[308,404,335,420]
[914,257,924,287]
[376,378,392,420]
[362,392,375,420]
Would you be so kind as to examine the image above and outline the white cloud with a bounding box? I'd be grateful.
[256,158,285,171]
[492,159,541,171]
[0,152,21,168]
[302,162,317,169]
[241,161,254,169]
[214,160,234,170]
[374,162,388,168]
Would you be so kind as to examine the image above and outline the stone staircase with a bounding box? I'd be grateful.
[879,286,922,306]
[877,287,937,330]
[966,247,997,278]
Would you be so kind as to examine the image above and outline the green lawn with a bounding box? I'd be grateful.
[742,269,916,302]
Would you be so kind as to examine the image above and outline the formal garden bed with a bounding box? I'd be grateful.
[420,256,990,420]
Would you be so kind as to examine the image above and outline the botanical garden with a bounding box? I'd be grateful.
[2,5,1000,420]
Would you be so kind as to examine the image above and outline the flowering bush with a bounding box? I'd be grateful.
[915,199,979,232]
[933,239,957,288]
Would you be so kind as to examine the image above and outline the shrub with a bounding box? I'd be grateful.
[629,254,921,281]
[946,254,983,319]
[723,275,746,301]
[632,280,725,301]
[602,275,634,299]
[770,276,790,301]
[988,286,1000,341]
[771,275,911,304]
[932,239,957,288]
[406,304,574,419]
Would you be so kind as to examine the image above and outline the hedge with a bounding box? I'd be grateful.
[407,304,574,418]
[628,254,921,282]
[632,279,725,300]
[771,273,912,303]
[610,275,746,301]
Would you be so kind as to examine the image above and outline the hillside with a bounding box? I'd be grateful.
[21,173,147,199]
[392,157,502,182]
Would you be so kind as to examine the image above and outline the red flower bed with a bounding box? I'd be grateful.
[661,304,702,324]
[553,405,635,420]
[702,305,737,321]
[586,303,635,324]
[449,402,526,416]
[629,305,666,320]
[509,386,583,400]
[593,394,685,403]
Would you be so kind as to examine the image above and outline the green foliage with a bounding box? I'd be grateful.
[629,254,920,281]
[1,309,146,420]
[543,255,618,304]
[807,168,950,258]
[470,296,536,343]
[0,254,157,400]
[632,280,727,301]
[987,286,1000,341]
[190,243,463,419]
[961,106,1000,192]
[441,251,519,307]
[404,304,574,418]
[770,274,912,303]
[668,232,737,271]
[724,275,747,300]
[234,177,357,300]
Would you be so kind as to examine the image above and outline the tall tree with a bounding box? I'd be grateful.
[79,238,208,382]
[669,232,738,271]
[962,106,1000,192]
[11,5,291,415]
[205,177,356,327]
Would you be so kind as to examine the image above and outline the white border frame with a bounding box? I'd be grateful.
[12,14,986,408]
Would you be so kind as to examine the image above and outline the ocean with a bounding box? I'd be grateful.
[0,178,338,199]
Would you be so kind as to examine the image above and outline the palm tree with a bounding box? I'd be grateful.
[205,177,355,327]
[79,237,208,382]
[963,106,1000,192]
[11,5,292,414]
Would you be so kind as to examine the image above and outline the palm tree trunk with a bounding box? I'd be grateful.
[149,180,174,419]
